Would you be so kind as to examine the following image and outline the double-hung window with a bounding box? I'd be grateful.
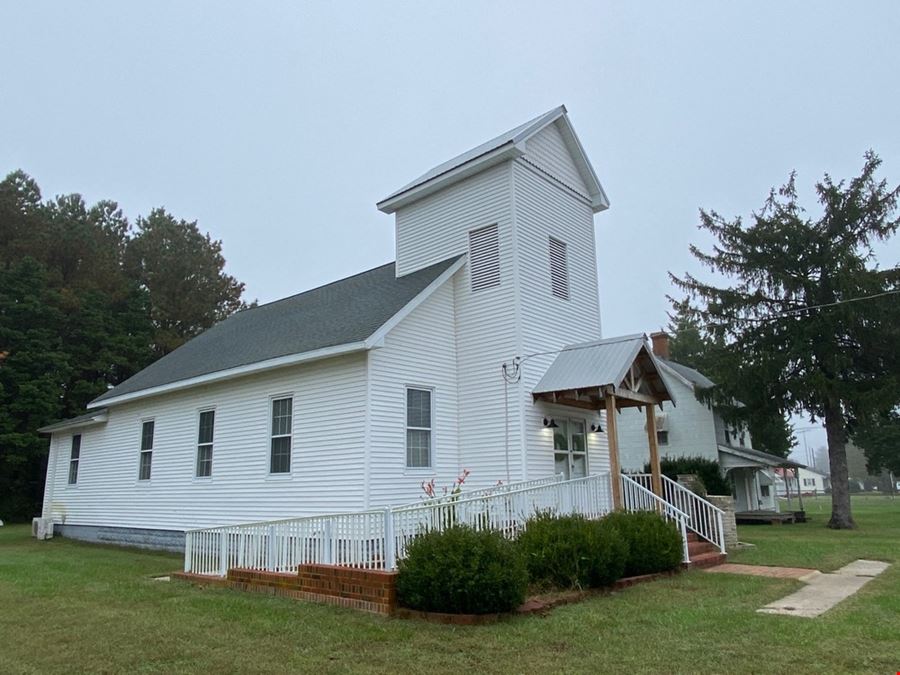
[196,410,214,477]
[406,387,432,468]
[139,421,154,480]
[68,434,81,485]
[270,397,293,474]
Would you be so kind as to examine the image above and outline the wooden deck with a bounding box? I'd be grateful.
[735,510,798,525]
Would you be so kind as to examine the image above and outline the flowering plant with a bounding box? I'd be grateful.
[421,469,471,501]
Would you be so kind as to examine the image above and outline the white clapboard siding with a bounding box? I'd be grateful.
[393,162,520,486]
[44,354,368,530]
[512,155,605,481]
[367,279,461,507]
[616,372,719,471]
[524,122,591,197]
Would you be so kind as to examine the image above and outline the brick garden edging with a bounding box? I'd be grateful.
[173,565,681,622]
[173,563,398,615]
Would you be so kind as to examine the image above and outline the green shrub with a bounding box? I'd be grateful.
[395,525,528,614]
[644,456,731,495]
[516,513,627,590]
[603,511,684,577]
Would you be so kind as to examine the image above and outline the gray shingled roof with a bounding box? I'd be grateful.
[378,106,566,206]
[718,444,804,469]
[91,256,461,405]
[658,358,716,389]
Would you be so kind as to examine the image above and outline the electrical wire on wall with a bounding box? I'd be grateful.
[500,359,522,483]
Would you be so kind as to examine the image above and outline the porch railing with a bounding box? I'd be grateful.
[631,473,726,554]
[184,472,613,576]
[620,474,692,563]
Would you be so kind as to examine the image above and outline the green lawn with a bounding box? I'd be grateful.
[1,496,898,674]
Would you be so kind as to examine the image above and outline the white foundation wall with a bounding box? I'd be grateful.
[42,354,368,531]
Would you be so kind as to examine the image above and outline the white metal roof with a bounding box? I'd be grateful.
[533,334,674,404]
[377,105,609,214]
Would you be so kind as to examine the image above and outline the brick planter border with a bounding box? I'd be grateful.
[173,565,682,622]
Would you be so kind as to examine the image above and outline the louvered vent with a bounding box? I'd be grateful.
[549,236,569,300]
[468,224,500,292]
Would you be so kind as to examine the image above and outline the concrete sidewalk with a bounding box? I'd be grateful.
[756,559,889,618]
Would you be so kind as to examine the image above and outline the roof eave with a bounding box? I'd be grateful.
[553,113,610,213]
[38,411,109,434]
[87,341,370,409]
[377,143,524,214]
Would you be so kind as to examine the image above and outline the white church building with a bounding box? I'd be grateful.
[39,106,725,559]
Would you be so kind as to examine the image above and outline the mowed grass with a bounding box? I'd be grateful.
[1,496,898,674]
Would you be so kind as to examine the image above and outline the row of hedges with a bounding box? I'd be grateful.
[396,511,684,615]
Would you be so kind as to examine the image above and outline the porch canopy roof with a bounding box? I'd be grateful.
[718,444,805,470]
[532,334,675,410]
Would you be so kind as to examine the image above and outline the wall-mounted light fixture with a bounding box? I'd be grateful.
[590,422,604,433]
[542,418,559,429]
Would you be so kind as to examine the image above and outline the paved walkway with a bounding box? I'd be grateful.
[757,560,890,618]
[704,563,818,580]
[705,559,890,618]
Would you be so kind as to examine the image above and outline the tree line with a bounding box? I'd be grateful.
[0,170,250,521]
[666,151,900,529]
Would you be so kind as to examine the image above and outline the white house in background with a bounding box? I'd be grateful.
[617,332,801,513]
[774,466,829,497]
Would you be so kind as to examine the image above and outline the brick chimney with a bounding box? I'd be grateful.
[650,331,670,360]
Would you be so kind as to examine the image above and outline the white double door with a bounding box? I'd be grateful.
[553,418,588,479]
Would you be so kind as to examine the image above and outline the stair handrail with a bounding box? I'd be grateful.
[631,473,727,554]
[620,474,691,563]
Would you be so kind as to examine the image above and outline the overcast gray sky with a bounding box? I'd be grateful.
[3,1,899,459]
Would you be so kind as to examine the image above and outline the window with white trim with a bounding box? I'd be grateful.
[406,387,432,468]
[196,410,214,477]
[270,397,293,474]
[139,421,154,480]
[468,224,500,292]
[68,434,81,485]
[549,236,569,300]
[656,430,669,446]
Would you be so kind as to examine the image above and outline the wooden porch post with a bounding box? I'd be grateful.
[645,406,663,497]
[605,393,622,509]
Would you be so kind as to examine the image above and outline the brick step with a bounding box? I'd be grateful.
[686,532,700,543]
[686,552,727,569]
[688,541,718,557]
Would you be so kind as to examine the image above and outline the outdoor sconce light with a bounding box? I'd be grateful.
[590,423,604,433]
[542,418,559,429]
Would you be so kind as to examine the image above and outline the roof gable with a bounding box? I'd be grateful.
[377,105,608,214]
[90,256,463,408]
[533,334,675,407]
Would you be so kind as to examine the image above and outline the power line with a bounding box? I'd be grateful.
[706,288,900,327]
[500,287,900,376]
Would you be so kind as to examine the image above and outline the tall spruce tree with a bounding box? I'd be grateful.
[671,151,900,529]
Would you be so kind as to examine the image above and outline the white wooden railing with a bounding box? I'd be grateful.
[620,474,692,563]
[184,472,613,576]
[630,473,726,554]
